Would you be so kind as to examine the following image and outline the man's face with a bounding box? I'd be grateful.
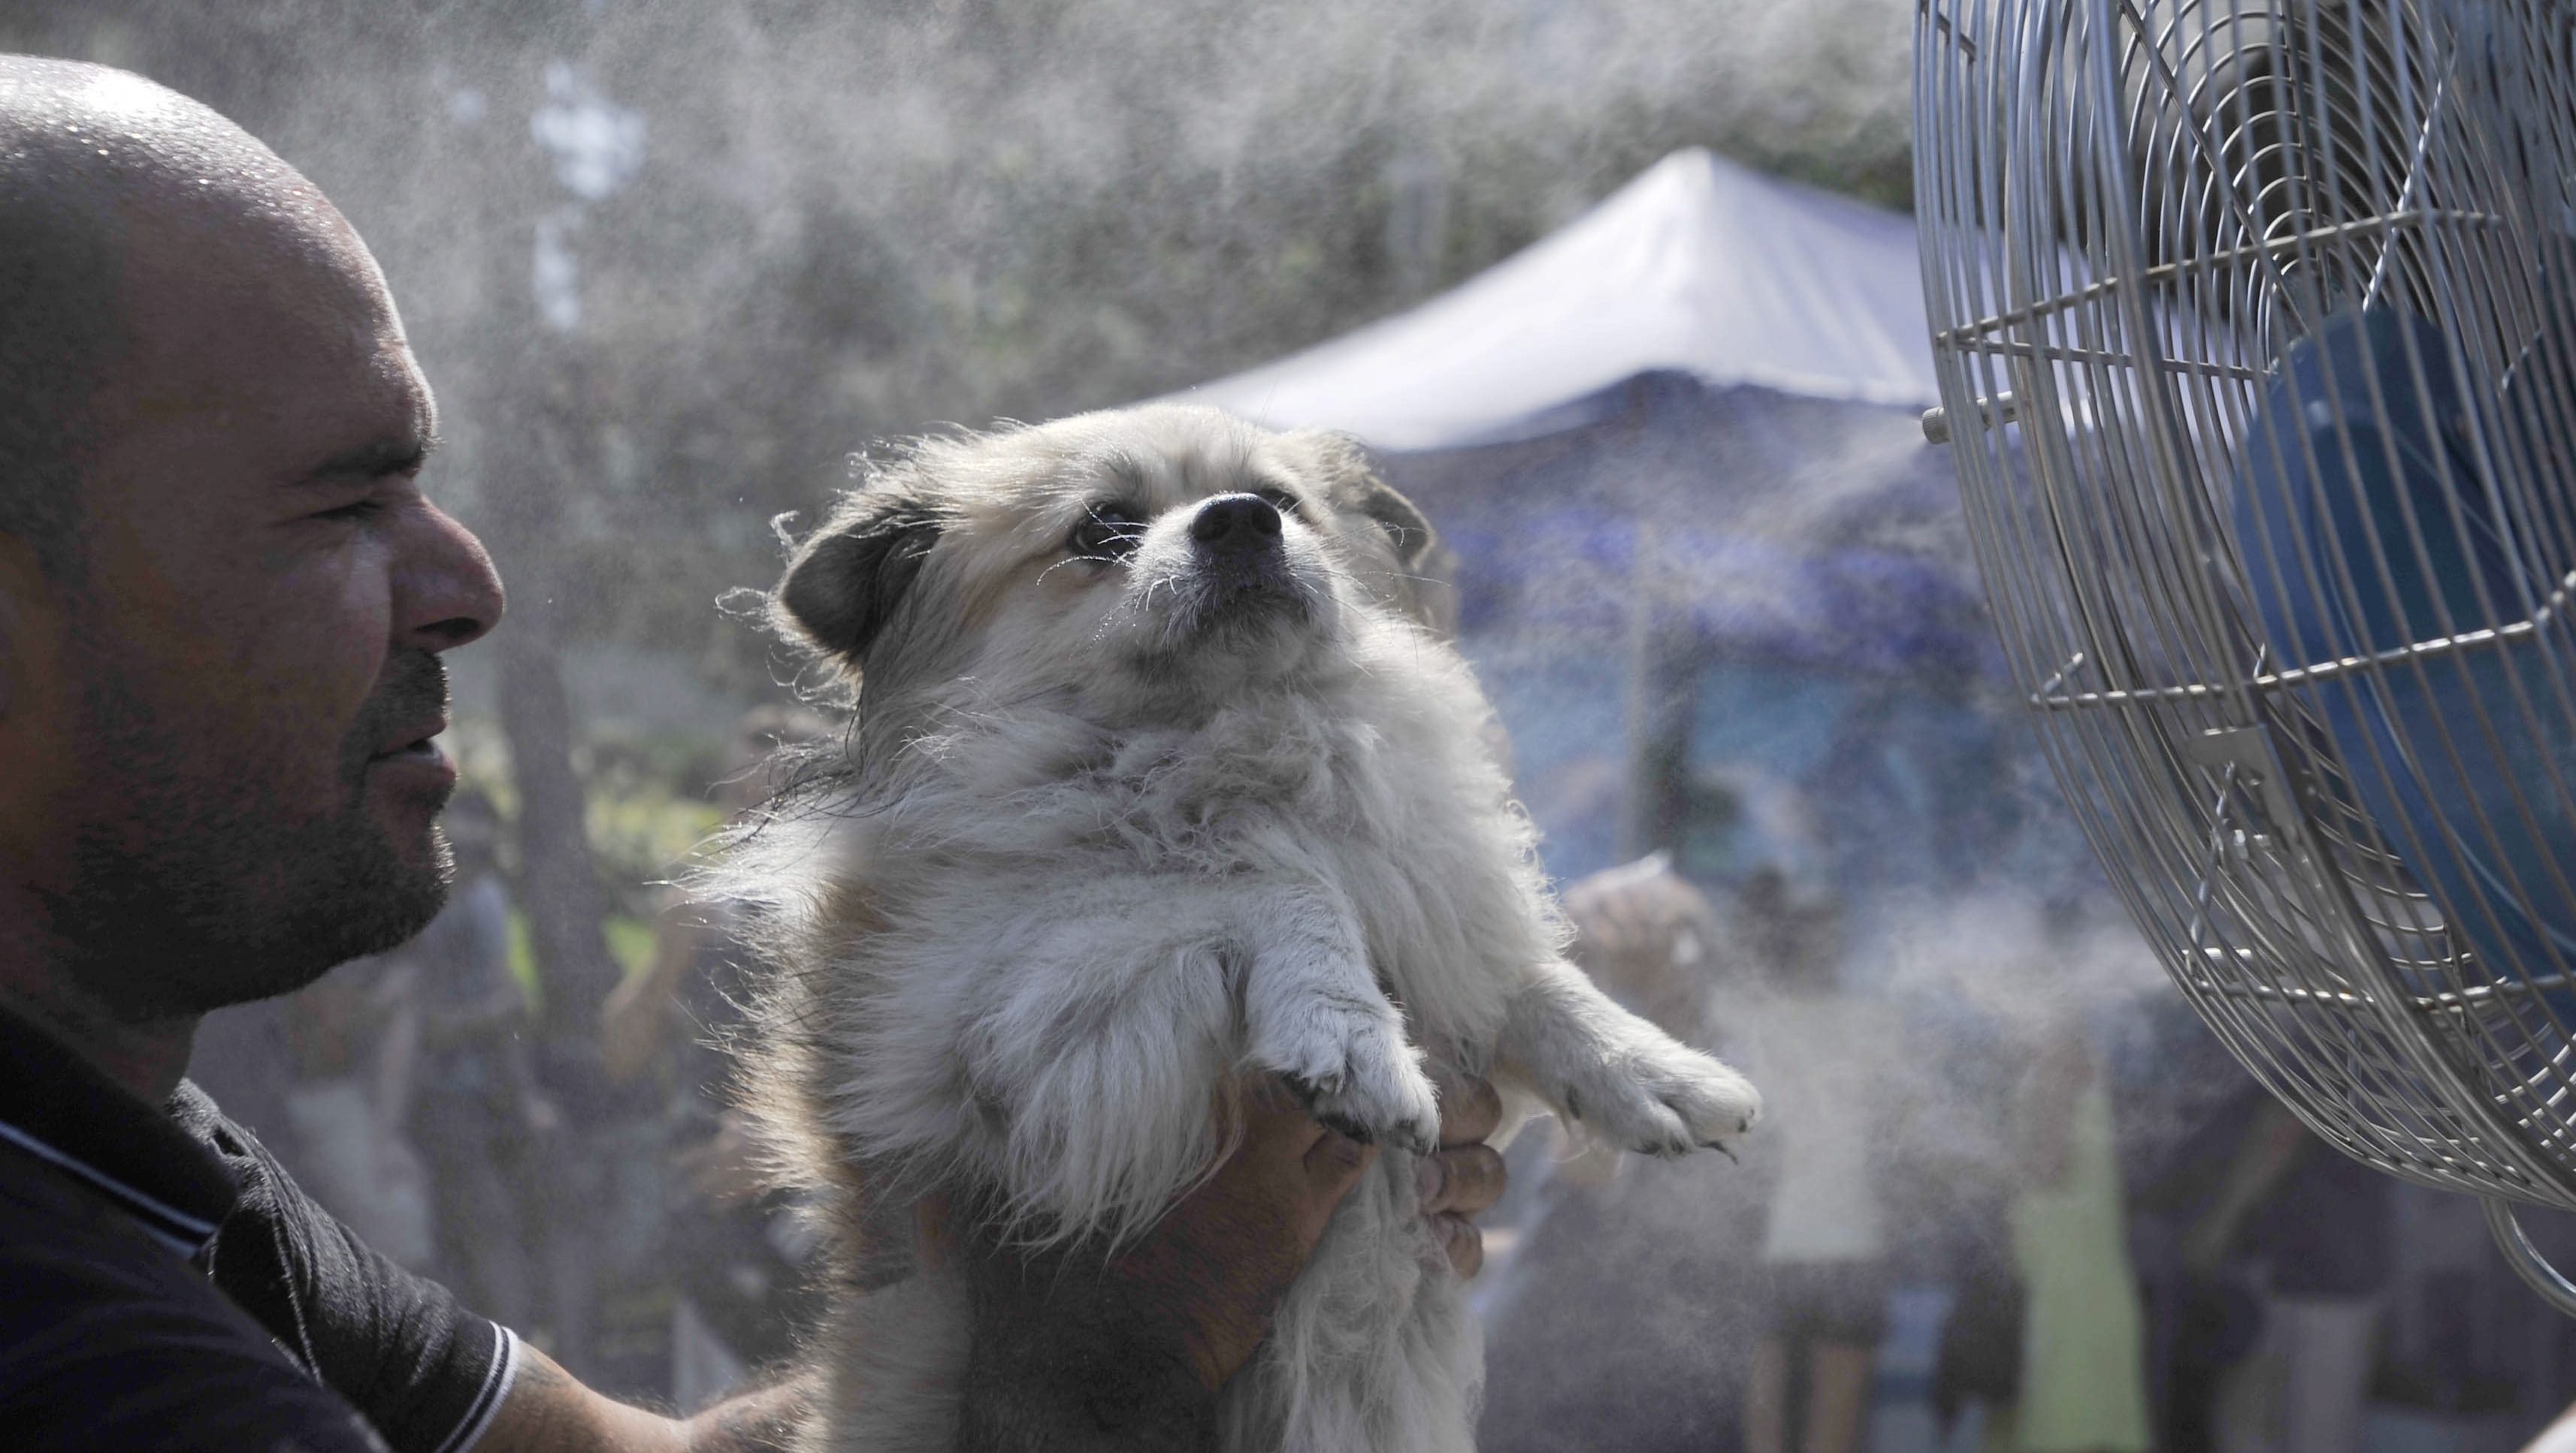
[20,192,503,1020]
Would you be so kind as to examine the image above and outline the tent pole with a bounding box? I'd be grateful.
[1619,522,1658,861]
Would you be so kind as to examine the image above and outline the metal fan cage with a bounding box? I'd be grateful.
[1913,0,2576,1300]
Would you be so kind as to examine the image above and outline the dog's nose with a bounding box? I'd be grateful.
[1190,493,1283,549]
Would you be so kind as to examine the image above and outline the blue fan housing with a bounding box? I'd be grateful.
[2233,307,2576,994]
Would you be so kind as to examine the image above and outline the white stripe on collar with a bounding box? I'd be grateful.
[0,1115,220,1255]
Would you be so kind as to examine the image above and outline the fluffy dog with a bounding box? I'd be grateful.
[722,404,1760,1452]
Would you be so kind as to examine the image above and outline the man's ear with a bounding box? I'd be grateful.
[775,495,945,662]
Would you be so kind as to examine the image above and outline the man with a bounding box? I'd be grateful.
[0,56,1506,1451]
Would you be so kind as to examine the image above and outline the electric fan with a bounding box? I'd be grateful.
[1912,0,2576,1307]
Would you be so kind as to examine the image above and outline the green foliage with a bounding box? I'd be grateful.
[459,714,725,991]
[504,908,543,1010]
[581,730,732,897]
[603,914,658,985]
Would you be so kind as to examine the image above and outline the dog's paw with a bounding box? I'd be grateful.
[1262,1007,1442,1157]
[1559,1043,1761,1160]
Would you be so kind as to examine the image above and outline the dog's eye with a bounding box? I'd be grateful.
[1066,503,1147,561]
[1253,487,1305,523]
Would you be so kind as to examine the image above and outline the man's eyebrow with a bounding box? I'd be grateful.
[292,433,441,486]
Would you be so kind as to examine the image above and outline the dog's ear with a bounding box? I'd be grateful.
[1294,429,1458,635]
[1302,431,1438,568]
[776,495,944,662]
[1346,477,1437,568]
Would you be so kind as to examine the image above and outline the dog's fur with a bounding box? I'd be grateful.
[721,404,1761,1453]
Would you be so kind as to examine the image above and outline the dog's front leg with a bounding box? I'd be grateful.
[1233,883,1441,1158]
[939,875,1413,1234]
[1494,958,1761,1158]
[945,878,1255,1240]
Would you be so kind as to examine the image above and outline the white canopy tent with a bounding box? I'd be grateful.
[1184,147,1943,450]
[1176,148,2008,898]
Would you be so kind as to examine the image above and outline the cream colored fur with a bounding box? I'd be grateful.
[720,404,1760,1452]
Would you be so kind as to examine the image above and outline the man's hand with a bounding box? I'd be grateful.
[1114,1075,1384,1391]
[995,1069,1510,1393]
[953,1070,1509,1451]
[948,1075,1377,1451]
[1420,1068,1507,1279]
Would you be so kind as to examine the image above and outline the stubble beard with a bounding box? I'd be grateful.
[46,649,458,1023]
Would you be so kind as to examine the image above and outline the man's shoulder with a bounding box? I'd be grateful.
[0,1139,389,1451]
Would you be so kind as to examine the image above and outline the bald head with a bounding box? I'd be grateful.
[0,56,358,577]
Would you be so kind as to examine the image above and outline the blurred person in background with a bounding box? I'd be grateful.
[1735,867,1890,1453]
[1986,1007,2151,1453]
[278,946,439,1274]
[1475,851,1768,1451]
[603,705,832,1403]
[1562,849,1724,1041]
[1921,1006,2025,1450]
[1928,1192,2024,1448]
[2114,999,2269,1453]
[392,786,556,1334]
[2187,1092,2393,1453]
[1546,849,1730,1191]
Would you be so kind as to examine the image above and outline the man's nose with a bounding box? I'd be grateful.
[1190,494,1283,552]
[394,501,505,652]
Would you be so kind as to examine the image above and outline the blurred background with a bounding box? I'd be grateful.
[9,2,2575,1448]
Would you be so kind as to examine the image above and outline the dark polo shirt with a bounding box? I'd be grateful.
[0,1003,519,1451]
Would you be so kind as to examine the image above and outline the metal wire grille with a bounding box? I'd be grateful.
[1914,0,2576,1216]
